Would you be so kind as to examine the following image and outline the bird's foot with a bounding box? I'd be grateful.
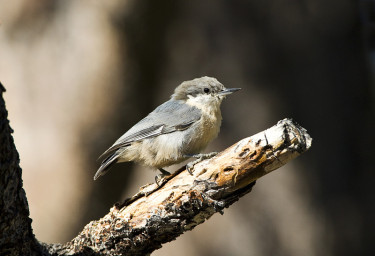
[185,152,218,175]
[155,168,171,186]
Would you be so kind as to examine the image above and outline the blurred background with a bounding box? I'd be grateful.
[0,0,374,255]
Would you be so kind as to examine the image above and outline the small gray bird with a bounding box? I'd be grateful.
[94,76,240,181]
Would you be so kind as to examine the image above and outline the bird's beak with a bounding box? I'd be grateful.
[218,88,241,96]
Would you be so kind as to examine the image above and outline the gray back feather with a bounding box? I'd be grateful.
[99,100,201,159]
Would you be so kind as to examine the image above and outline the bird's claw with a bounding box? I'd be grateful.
[185,152,218,175]
[186,162,194,175]
[155,174,166,187]
[155,168,171,186]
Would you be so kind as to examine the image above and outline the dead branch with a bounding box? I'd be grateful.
[0,81,312,256]
[43,118,312,256]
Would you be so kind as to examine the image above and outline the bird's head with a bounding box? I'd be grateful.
[171,76,240,110]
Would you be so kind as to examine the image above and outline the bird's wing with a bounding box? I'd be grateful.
[98,100,201,159]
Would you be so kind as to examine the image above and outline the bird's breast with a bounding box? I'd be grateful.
[183,108,222,154]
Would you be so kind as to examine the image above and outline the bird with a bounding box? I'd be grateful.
[94,76,240,182]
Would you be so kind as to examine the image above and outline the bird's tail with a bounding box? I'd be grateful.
[94,153,120,180]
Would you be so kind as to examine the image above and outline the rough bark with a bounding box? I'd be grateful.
[0,82,41,255]
[0,82,312,255]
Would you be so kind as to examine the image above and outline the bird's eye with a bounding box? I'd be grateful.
[204,88,210,94]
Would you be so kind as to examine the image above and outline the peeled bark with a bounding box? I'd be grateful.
[45,118,312,255]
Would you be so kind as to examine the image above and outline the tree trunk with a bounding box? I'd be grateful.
[0,82,41,255]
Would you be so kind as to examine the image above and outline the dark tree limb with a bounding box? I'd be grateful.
[0,82,312,255]
[0,83,42,255]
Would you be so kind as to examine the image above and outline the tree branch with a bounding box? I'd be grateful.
[0,81,312,255]
[44,118,312,255]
